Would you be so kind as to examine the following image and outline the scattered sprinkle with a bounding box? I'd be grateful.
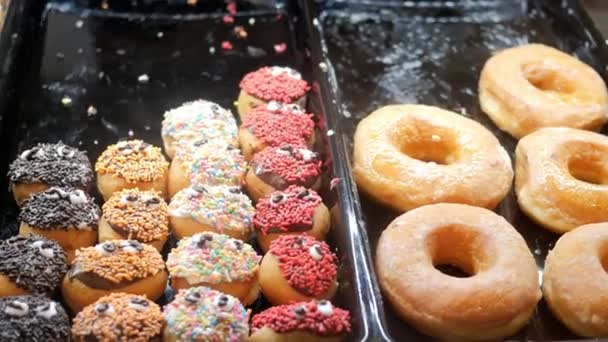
[209,46,216,54]
[221,41,233,51]
[223,15,234,24]
[327,129,335,137]
[56,52,65,59]
[61,96,72,106]
[115,49,126,56]
[226,1,237,15]
[248,18,256,26]
[234,26,248,39]
[77,48,83,54]
[128,129,134,137]
[137,74,149,84]
[274,43,287,54]
[330,178,340,190]
[157,31,164,38]
[75,20,84,29]
[319,62,328,72]
[87,105,98,116]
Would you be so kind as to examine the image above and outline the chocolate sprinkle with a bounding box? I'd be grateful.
[0,235,67,294]
[8,142,93,188]
[0,295,69,342]
[19,187,100,230]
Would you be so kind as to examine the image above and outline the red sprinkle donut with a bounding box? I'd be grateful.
[252,145,321,188]
[242,103,315,147]
[240,67,310,103]
[254,185,322,235]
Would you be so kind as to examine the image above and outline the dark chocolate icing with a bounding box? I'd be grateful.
[253,162,318,189]
[8,142,94,188]
[19,187,100,230]
[0,295,70,342]
[0,235,67,294]
[67,264,138,290]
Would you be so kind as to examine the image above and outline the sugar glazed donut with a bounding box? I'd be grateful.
[480,43,608,138]
[254,185,330,252]
[376,203,541,341]
[237,66,310,118]
[353,105,513,212]
[0,295,70,341]
[249,300,351,342]
[543,223,608,337]
[516,127,608,233]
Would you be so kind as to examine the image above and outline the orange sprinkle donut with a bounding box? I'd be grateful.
[516,127,608,233]
[543,223,608,337]
[353,104,513,212]
[480,43,608,139]
[376,203,541,341]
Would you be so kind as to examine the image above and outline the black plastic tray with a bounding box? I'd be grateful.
[311,0,608,341]
[0,0,383,340]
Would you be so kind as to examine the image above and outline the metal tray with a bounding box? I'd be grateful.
[0,0,383,340]
[311,0,608,341]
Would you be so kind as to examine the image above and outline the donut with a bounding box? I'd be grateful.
[543,223,608,337]
[167,139,246,198]
[259,235,338,305]
[168,185,254,241]
[95,140,169,201]
[0,235,67,297]
[516,127,608,233]
[245,145,322,201]
[19,187,100,262]
[237,66,310,118]
[239,102,315,161]
[166,232,261,305]
[249,300,351,342]
[479,43,608,138]
[376,203,541,341]
[99,188,169,251]
[61,240,167,313]
[163,286,250,341]
[254,185,330,252]
[161,100,238,159]
[0,295,70,341]
[353,104,513,212]
[8,142,94,205]
[71,293,163,342]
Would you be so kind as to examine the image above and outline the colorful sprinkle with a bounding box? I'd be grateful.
[251,300,351,336]
[254,185,322,234]
[251,145,322,190]
[169,185,254,235]
[239,66,310,103]
[102,188,169,242]
[223,15,234,24]
[274,43,287,54]
[242,103,315,148]
[164,287,249,342]
[167,232,260,285]
[95,140,168,183]
[174,140,246,187]
[72,293,163,342]
[269,235,337,296]
[222,41,234,51]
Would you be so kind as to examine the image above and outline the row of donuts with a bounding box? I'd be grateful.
[354,43,608,340]
[0,66,351,341]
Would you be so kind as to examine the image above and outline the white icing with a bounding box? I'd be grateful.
[269,66,301,79]
[309,245,323,261]
[299,149,317,162]
[270,193,288,206]
[36,302,57,319]
[34,148,46,158]
[120,148,133,155]
[5,301,28,317]
[129,300,149,311]
[141,195,161,207]
[95,243,115,256]
[169,207,190,218]
[214,295,234,311]
[20,149,32,159]
[317,301,333,316]
[95,303,114,315]
[31,240,55,258]
[267,101,283,111]
[277,148,292,156]
[288,104,304,114]
[69,190,88,204]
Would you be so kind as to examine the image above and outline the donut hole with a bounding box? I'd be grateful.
[568,151,608,185]
[427,225,493,278]
[391,120,460,165]
[522,62,576,95]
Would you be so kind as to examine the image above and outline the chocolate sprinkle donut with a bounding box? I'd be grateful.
[20,187,100,230]
[8,142,94,188]
[0,235,67,294]
[0,295,70,342]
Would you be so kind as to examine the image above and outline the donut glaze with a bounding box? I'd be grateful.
[376,203,540,341]
[543,223,608,337]
[353,104,513,212]
[480,43,608,138]
[516,127,608,233]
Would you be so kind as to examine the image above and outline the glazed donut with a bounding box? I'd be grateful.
[71,293,163,342]
[62,240,167,313]
[479,43,608,138]
[0,235,67,298]
[259,235,338,305]
[95,140,169,201]
[8,142,94,205]
[249,300,351,342]
[99,188,169,251]
[239,102,315,161]
[376,203,541,341]
[163,287,249,342]
[167,139,246,198]
[353,105,513,212]
[237,66,309,118]
[0,295,70,341]
[166,232,261,305]
[515,127,608,233]
[168,185,254,241]
[161,99,238,159]
[19,187,100,262]
[254,185,330,252]
[245,145,322,201]
[543,223,608,337]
